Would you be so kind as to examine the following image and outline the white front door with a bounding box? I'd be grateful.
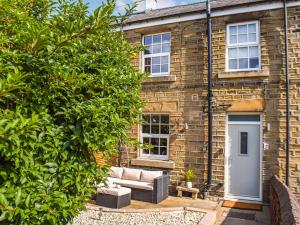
[226,115,262,201]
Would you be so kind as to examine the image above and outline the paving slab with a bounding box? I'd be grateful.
[215,205,270,225]
[123,196,220,211]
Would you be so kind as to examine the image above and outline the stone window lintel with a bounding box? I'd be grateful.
[131,158,175,169]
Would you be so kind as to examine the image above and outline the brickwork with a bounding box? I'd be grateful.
[270,175,300,225]
[122,6,300,201]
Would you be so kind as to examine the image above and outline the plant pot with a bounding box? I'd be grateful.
[186,181,192,189]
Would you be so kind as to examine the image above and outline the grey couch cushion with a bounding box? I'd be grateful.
[109,166,124,179]
[141,170,163,183]
[122,168,142,181]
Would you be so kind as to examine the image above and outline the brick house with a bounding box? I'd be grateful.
[119,0,300,202]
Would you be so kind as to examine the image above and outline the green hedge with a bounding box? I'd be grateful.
[0,0,145,224]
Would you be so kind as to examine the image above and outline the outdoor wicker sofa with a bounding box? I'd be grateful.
[107,167,169,204]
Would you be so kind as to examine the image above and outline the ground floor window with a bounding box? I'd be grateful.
[140,114,169,160]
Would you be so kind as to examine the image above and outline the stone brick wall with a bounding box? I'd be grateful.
[122,6,300,201]
[270,175,300,225]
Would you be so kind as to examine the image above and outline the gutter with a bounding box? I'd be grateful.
[283,0,290,187]
[203,0,213,199]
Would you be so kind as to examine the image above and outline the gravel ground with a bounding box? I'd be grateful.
[71,209,205,225]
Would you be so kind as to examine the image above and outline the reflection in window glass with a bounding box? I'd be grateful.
[141,114,170,159]
[143,33,171,75]
[227,22,260,70]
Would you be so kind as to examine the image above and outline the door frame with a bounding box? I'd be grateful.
[224,112,263,202]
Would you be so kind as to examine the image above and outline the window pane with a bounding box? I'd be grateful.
[161,115,169,124]
[238,47,248,58]
[229,26,237,35]
[151,138,159,146]
[161,64,168,73]
[152,57,160,65]
[228,48,237,58]
[250,57,259,68]
[152,65,160,73]
[150,147,159,155]
[229,115,260,122]
[160,138,168,146]
[151,115,159,123]
[142,115,150,124]
[153,34,161,44]
[238,24,247,34]
[144,36,152,45]
[151,125,159,134]
[161,125,169,134]
[142,125,150,133]
[238,34,248,43]
[161,56,169,64]
[153,44,161,54]
[144,58,151,66]
[145,66,151,73]
[143,137,150,144]
[229,59,238,69]
[230,35,237,44]
[162,43,170,52]
[143,149,149,154]
[248,33,256,42]
[162,33,171,42]
[144,46,152,54]
[160,147,167,155]
[249,46,259,57]
[239,58,249,69]
[240,132,248,155]
[248,23,256,33]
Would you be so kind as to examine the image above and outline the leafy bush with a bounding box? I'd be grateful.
[0,0,145,224]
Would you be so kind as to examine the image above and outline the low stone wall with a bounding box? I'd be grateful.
[270,176,300,225]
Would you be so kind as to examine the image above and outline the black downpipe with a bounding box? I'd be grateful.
[205,0,213,197]
[283,0,290,187]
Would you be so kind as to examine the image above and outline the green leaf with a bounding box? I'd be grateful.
[25,194,31,207]
[15,189,22,207]
[0,194,9,208]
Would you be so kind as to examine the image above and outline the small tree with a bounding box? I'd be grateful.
[0,0,145,224]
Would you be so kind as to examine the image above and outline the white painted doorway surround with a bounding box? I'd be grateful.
[225,114,262,202]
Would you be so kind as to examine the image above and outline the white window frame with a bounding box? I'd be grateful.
[226,21,261,72]
[140,114,170,160]
[142,32,171,77]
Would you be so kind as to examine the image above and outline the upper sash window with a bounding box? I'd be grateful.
[227,21,260,71]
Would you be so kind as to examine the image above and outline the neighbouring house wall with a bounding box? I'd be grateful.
[120,6,300,201]
[270,175,300,225]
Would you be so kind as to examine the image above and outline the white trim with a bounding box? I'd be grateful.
[139,113,170,161]
[141,32,171,77]
[226,21,261,72]
[122,1,300,31]
[224,113,263,202]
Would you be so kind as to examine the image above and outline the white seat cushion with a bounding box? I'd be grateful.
[97,186,131,196]
[122,168,142,181]
[140,170,163,183]
[114,179,154,191]
[109,167,124,179]
[107,177,122,183]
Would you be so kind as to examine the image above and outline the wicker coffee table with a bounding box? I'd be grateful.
[96,186,131,209]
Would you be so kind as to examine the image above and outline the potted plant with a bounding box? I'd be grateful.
[185,169,194,189]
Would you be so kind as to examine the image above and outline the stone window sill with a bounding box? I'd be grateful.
[218,69,269,79]
[142,75,176,84]
[131,158,175,169]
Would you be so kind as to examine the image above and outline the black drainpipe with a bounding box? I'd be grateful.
[204,0,213,198]
[283,0,290,187]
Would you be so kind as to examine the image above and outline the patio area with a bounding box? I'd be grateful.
[71,196,270,225]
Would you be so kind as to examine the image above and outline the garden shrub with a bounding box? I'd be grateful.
[0,0,144,224]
